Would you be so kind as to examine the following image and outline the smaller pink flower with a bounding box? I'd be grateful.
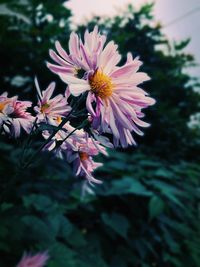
[0,92,34,137]
[66,135,107,184]
[43,122,108,183]
[11,99,34,137]
[0,92,15,123]
[34,78,71,124]
[17,251,49,267]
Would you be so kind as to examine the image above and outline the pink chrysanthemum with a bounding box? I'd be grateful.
[0,92,15,124]
[34,78,71,124]
[66,135,107,184]
[43,121,107,183]
[17,251,49,267]
[0,92,34,137]
[47,26,155,147]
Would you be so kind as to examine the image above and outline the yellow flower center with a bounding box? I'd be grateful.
[40,103,50,113]
[89,70,113,99]
[79,151,89,161]
[56,116,62,124]
[0,101,9,113]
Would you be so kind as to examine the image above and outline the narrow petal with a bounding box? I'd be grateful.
[68,83,90,96]
[108,104,120,139]
[47,62,74,74]
[86,92,96,116]
[55,41,71,62]
[42,82,56,102]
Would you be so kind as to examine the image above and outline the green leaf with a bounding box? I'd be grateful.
[23,194,53,212]
[21,216,53,243]
[0,202,14,212]
[58,216,74,240]
[46,214,73,239]
[148,180,185,207]
[154,168,174,179]
[174,39,190,51]
[149,196,165,220]
[163,253,182,267]
[108,177,152,196]
[162,226,181,254]
[48,242,77,267]
[101,213,129,239]
[67,227,87,248]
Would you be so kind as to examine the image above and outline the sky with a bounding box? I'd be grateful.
[66,0,200,76]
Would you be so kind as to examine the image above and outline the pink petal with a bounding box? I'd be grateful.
[86,92,96,116]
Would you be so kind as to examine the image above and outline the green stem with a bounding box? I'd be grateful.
[19,117,38,167]
[54,119,89,151]
[22,93,86,169]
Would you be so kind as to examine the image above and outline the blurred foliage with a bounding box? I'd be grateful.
[1,140,200,267]
[0,0,71,97]
[0,1,200,267]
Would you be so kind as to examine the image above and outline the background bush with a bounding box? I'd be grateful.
[0,1,200,266]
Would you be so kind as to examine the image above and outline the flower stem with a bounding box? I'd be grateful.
[54,119,89,151]
[22,93,86,169]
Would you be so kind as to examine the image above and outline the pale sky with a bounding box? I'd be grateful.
[66,0,200,76]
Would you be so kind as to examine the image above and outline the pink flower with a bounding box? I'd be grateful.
[47,26,107,79]
[48,26,155,147]
[66,135,107,184]
[34,78,71,124]
[0,92,15,123]
[17,251,49,267]
[0,92,34,137]
[43,121,107,183]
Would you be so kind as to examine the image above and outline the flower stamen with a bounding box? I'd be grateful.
[89,70,113,99]
[56,116,62,124]
[79,151,89,161]
[40,103,50,113]
[0,101,9,113]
